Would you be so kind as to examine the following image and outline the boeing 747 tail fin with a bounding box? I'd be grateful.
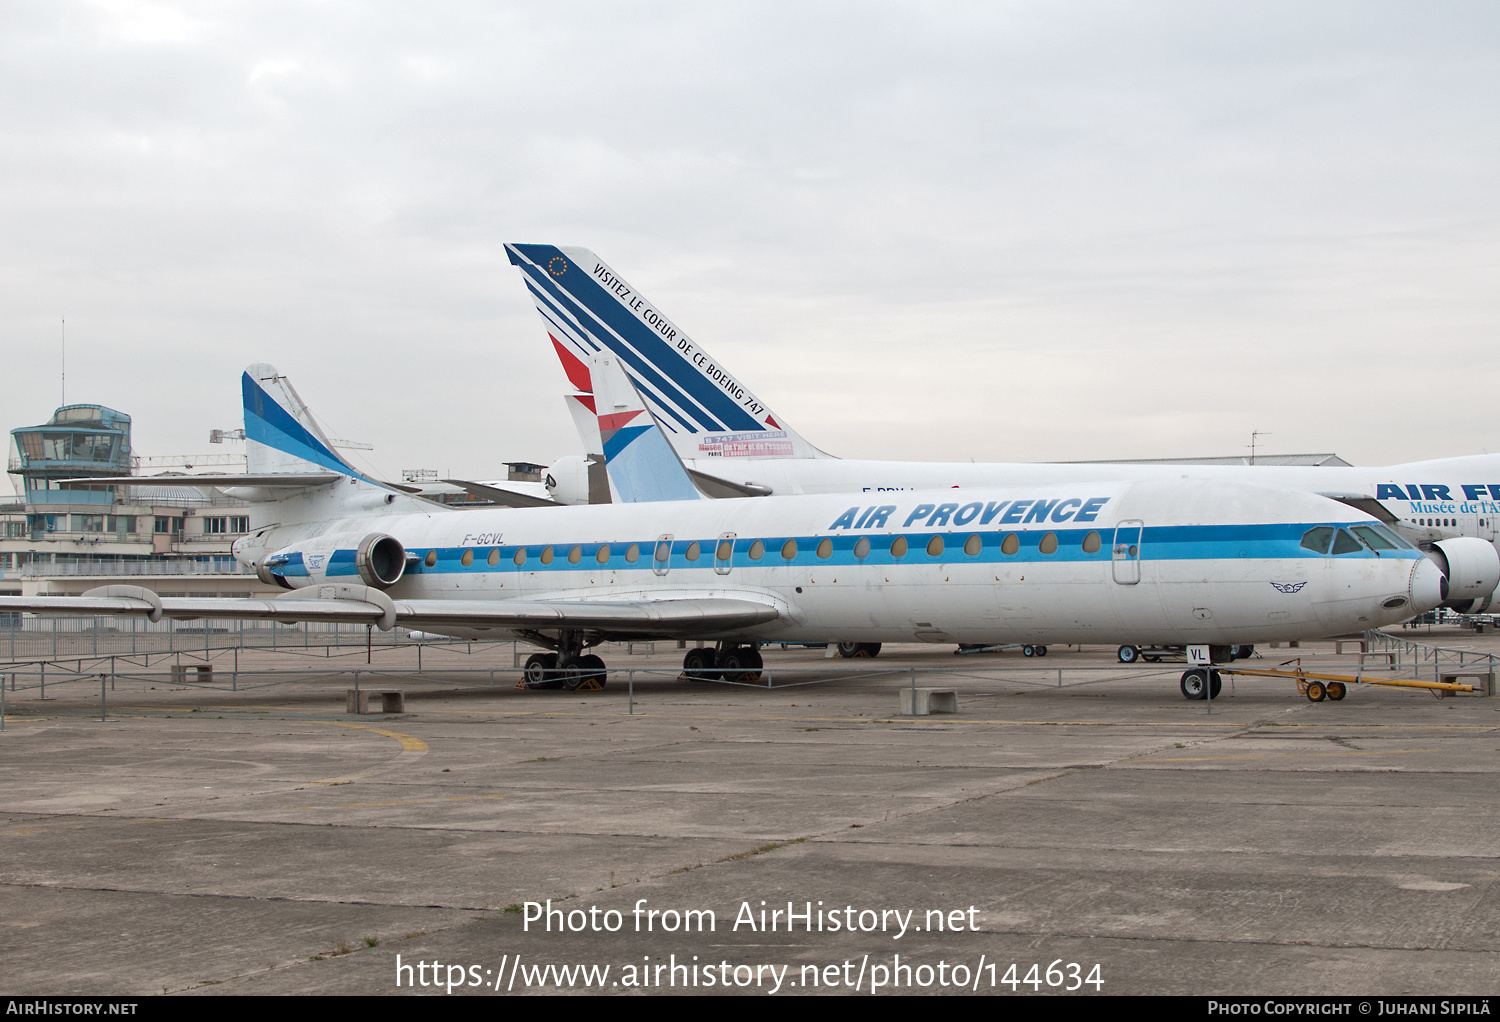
[505,243,829,463]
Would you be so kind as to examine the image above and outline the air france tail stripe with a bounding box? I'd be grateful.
[523,279,601,356]
[516,259,730,433]
[523,275,706,437]
[511,245,764,432]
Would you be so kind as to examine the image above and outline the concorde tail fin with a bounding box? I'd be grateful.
[590,354,704,503]
[505,243,830,463]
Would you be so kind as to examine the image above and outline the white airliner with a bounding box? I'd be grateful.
[0,363,1449,700]
[504,243,1500,615]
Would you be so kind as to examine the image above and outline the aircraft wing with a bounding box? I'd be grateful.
[440,479,563,508]
[0,584,782,639]
[1317,492,1400,524]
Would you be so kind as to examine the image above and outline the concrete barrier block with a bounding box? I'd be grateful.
[900,688,958,715]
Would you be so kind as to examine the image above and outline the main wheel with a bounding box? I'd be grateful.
[1180,669,1209,700]
[1036,645,1048,657]
[1326,681,1346,701]
[568,653,607,691]
[522,652,561,689]
[1117,645,1140,664]
[720,647,763,682]
[836,641,861,658]
[1234,644,1255,660]
[682,647,718,680]
[1306,681,1327,702]
[1023,645,1036,657]
[852,642,881,658]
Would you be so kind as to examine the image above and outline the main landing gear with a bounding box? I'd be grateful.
[836,642,882,659]
[519,630,608,692]
[682,643,764,682]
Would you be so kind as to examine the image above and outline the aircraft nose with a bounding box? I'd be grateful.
[1409,557,1447,612]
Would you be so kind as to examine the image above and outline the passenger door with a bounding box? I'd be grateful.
[1112,520,1143,585]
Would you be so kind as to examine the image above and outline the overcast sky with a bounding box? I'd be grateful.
[3,2,1497,493]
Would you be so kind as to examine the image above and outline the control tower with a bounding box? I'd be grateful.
[9,404,132,508]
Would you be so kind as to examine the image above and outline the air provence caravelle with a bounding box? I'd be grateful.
[504,244,1500,615]
[0,363,1447,698]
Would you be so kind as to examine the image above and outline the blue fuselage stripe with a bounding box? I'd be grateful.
[307,523,1419,577]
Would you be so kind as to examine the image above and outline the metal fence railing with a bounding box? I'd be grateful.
[1363,629,1498,684]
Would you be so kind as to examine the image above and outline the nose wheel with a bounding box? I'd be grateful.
[1180,668,1222,700]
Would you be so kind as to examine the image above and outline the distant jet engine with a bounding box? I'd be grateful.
[1423,537,1500,612]
[544,454,604,505]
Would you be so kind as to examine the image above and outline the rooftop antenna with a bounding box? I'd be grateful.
[60,317,65,406]
[1248,430,1270,466]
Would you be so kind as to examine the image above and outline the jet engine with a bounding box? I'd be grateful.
[544,454,606,505]
[254,531,407,590]
[1423,537,1500,612]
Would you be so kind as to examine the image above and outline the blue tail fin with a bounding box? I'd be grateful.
[591,354,703,503]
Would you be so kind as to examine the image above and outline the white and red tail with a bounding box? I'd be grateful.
[505,243,829,463]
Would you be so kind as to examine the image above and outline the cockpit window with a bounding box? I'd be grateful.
[1350,525,1396,552]
[1330,529,1363,555]
[1300,527,1334,554]
[1370,523,1414,549]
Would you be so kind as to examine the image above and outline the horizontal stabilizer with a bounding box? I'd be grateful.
[60,473,343,489]
[686,469,772,498]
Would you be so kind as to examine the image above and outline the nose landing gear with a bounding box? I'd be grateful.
[1179,668,1222,700]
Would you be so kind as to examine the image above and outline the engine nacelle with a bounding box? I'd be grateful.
[355,533,406,589]
[259,531,407,590]
[544,455,599,505]
[1424,537,1500,611]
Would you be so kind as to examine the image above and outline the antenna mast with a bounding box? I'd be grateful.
[60,317,65,406]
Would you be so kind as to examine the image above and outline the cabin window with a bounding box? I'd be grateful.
[655,541,670,563]
[890,536,907,557]
[596,544,611,563]
[540,546,554,565]
[781,539,798,559]
[926,535,944,557]
[568,545,582,564]
[1330,529,1363,555]
[512,547,526,566]
[1300,527,1333,554]
[424,550,437,568]
[460,549,474,567]
[1039,532,1058,554]
[718,539,734,561]
[748,540,765,560]
[817,538,833,559]
[1000,533,1020,555]
[1082,530,1101,553]
[625,543,640,563]
[685,541,700,561]
[963,534,981,556]
[853,537,870,558]
[487,548,500,566]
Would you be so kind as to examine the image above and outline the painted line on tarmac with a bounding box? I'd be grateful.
[285,793,512,812]
[1133,749,1434,763]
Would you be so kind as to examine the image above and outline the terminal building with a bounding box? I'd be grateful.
[1,402,279,599]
